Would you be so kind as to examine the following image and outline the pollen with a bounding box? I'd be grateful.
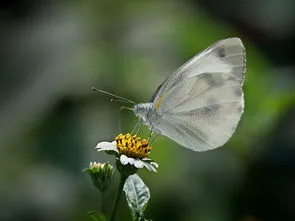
[115,133,152,159]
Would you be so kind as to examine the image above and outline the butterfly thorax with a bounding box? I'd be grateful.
[133,103,160,127]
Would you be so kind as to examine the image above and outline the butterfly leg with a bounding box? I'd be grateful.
[148,128,153,142]
[135,123,141,136]
[131,118,141,135]
[148,128,161,145]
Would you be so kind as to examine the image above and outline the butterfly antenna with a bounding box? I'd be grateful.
[91,87,136,104]
[110,98,135,104]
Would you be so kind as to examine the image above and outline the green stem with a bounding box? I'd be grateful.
[100,191,104,213]
[110,173,128,221]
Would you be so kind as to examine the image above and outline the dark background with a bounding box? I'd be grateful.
[1,1,295,221]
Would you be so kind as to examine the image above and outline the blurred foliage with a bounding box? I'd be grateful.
[1,1,295,221]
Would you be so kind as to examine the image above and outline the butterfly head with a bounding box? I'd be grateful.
[133,103,154,123]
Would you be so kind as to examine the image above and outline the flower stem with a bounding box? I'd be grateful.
[100,191,105,213]
[110,173,128,221]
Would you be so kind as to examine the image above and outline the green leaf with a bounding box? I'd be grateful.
[87,210,108,221]
[123,174,150,220]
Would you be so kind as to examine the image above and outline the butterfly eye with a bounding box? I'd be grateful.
[135,105,144,112]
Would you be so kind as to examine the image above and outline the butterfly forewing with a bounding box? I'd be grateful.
[151,38,246,151]
[152,38,245,104]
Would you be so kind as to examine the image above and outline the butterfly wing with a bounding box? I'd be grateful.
[152,38,246,151]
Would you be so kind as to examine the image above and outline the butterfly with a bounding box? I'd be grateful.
[132,38,246,151]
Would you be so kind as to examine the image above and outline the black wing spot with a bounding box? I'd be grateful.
[217,47,226,57]
[204,74,225,86]
[201,104,220,116]
[210,104,221,114]
[227,75,238,82]
[206,97,218,106]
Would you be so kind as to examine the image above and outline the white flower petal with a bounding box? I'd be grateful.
[142,158,158,169]
[95,141,118,153]
[150,161,159,168]
[142,157,152,161]
[134,160,145,168]
[150,165,157,172]
[152,166,157,173]
[148,162,158,172]
[127,157,135,165]
[120,155,129,165]
[142,161,157,172]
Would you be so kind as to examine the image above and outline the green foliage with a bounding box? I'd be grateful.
[123,174,151,221]
[87,211,108,221]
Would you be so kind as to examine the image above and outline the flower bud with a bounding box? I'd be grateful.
[83,162,115,192]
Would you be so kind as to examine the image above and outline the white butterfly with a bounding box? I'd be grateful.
[133,38,246,151]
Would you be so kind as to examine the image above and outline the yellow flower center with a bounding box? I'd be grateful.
[115,133,152,159]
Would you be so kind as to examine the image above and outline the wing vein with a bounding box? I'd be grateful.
[165,115,214,149]
[222,53,244,58]
[163,83,241,113]
[168,100,243,115]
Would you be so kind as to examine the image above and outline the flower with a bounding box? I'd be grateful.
[95,133,158,172]
[83,162,115,192]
